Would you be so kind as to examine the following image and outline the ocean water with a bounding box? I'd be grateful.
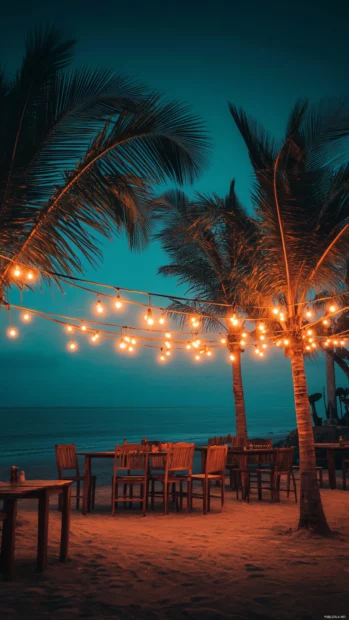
[0,407,294,480]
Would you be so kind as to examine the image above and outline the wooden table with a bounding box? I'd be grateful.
[195,446,277,500]
[0,480,72,580]
[314,443,349,489]
[78,450,170,515]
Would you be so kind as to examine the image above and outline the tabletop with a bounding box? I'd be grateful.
[195,446,277,453]
[0,480,72,497]
[314,443,348,449]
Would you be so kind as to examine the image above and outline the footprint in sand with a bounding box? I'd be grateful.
[245,564,265,572]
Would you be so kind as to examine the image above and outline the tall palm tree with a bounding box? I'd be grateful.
[155,182,257,440]
[229,96,349,534]
[0,25,209,293]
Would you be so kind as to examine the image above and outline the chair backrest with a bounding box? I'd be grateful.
[114,445,149,473]
[141,439,162,447]
[167,442,195,473]
[206,445,228,474]
[55,444,79,478]
[247,438,273,449]
[208,434,232,446]
[231,436,246,448]
[274,448,294,472]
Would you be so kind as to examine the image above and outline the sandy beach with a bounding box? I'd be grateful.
[1,478,349,620]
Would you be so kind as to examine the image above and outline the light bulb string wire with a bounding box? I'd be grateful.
[0,252,347,312]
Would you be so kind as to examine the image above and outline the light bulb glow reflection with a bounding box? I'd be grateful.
[7,326,18,338]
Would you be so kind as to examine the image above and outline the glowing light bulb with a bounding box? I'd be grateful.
[165,341,171,349]
[68,340,78,352]
[284,339,290,346]
[27,270,34,281]
[322,319,329,326]
[119,341,126,349]
[66,325,74,333]
[195,354,201,361]
[115,294,122,310]
[7,326,18,338]
[21,312,31,323]
[276,340,281,347]
[131,338,136,345]
[305,345,311,351]
[94,332,100,340]
[311,342,317,348]
[329,304,336,313]
[258,324,265,332]
[90,332,100,344]
[272,307,279,315]
[160,354,166,362]
[255,348,260,355]
[13,266,21,278]
[323,341,329,347]
[128,346,134,352]
[206,350,212,357]
[340,340,345,346]
[193,321,200,328]
[240,340,246,346]
[165,351,171,357]
[242,332,247,339]
[262,343,267,349]
[307,329,312,336]
[334,340,339,346]
[229,353,235,361]
[96,299,104,314]
[159,313,166,325]
[305,308,312,318]
[260,335,265,341]
[186,343,191,350]
[165,332,171,339]
[259,352,264,357]
[192,341,199,349]
[81,324,87,332]
[145,308,154,326]
[308,337,313,343]
[195,339,201,346]
[279,313,285,321]
[230,314,239,327]
[221,337,227,344]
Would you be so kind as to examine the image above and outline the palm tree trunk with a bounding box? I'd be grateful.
[230,347,248,441]
[290,345,331,535]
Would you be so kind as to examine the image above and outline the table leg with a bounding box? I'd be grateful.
[1,499,17,581]
[37,490,49,571]
[82,456,91,515]
[327,449,336,489]
[201,450,206,473]
[60,485,71,562]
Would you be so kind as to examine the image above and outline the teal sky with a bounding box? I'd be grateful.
[1,0,348,421]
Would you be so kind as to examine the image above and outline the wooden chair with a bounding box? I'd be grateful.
[112,445,149,516]
[148,443,194,514]
[340,441,349,490]
[257,448,297,502]
[292,465,323,488]
[191,445,228,514]
[55,444,96,510]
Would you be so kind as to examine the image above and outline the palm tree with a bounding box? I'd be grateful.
[0,25,209,293]
[229,96,349,534]
[155,183,258,440]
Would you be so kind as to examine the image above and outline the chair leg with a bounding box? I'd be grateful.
[286,472,291,498]
[257,470,262,501]
[112,477,116,516]
[221,474,225,509]
[342,467,346,491]
[276,475,281,502]
[91,477,96,509]
[187,480,192,512]
[58,492,63,512]
[164,483,169,515]
[203,480,208,515]
[292,470,297,503]
[180,482,183,510]
[123,483,127,509]
[129,485,133,509]
[142,480,147,517]
[76,481,80,511]
[207,480,211,512]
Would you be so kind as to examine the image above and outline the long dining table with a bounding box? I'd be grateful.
[78,446,278,513]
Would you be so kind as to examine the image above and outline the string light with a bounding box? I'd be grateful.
[240,340,246,346]
[195,354,201,361]
[90,331,100,344]
[20,312,31,323]
[186,342,191,350]
[271,307,279,315]
[242,332,247,339]
[165,332,171,339]
[96,299,104,314]
[67,340,78,352]
[279,313,285,321]
[229,353,235,361]
[258,323,265,332]
[81,324,87,331]
[66,325,74,333]
[159,348,166,362]
[159,312,166,325]
[165,350,171,357]
[305,308,312,318]
[26,270,35,281]
[284,339,290,346]
[165,340,171,349]
[220,337,227,344]
[115,293,123,310]
[13,266,21,278]
[206,350,212,357]
[329,304,336,313]
[145,308,154,326]
[7,326,18,338]
[323,319,329,326]
[230,314,239,327]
